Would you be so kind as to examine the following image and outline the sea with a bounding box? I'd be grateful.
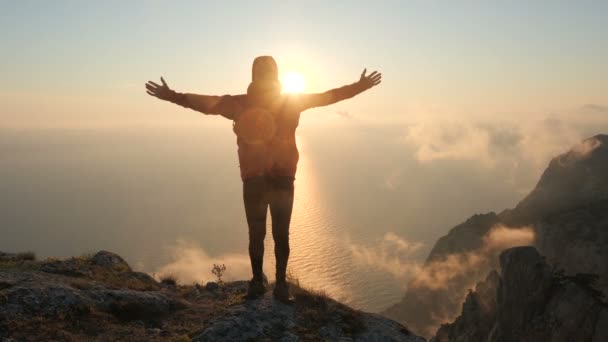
[0,121,534,312]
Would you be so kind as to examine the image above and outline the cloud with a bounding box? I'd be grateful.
[403,122,497,166]
[579,104,608,115]
[412,225,535,290]
[350,226,535,289]
[570,135,603,158]
[482,225,536,251]
[383,168,404,191]
[388,225,535,337]
[350,232,425,282]
[350,225,535,319]
[403,116,593,170]
[154,239,251,284]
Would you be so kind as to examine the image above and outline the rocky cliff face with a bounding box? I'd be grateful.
[0,250,423,341]
[384,134,608,337]
[535,198,608,292]
[508,134,608,224]
[433,246,608,342]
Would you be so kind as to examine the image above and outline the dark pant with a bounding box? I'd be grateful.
[243,176,294,283]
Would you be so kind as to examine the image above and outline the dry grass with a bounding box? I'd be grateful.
[284,271,366,338]
[0,260,41,271]
[0,253,238,341]
[2,258,367,340]
[0,251,38,270]
[90,269,159,291]
[16,251,36,261]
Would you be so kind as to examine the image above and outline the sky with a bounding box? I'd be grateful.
[1,1,607,310]
[1,0,607,128]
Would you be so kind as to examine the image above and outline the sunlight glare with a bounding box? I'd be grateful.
[282,72,305,93]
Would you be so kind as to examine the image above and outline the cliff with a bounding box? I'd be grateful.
[384,134,608,337]
[433,246,608,342]
[0,250,423,341]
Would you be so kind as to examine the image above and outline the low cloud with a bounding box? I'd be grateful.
[383,168,404,191]
[350,225,535,293]
[402,114,603,171]
[413,225,535,290]
[350,232,425,282]
[155,239,251,284]
[482,224,536,252]
[570,136,603,159]
[387,225,536,337]
[404,122,498,167]
[579,104,608,115]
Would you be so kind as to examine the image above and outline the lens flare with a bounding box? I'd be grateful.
[282,72,305,93]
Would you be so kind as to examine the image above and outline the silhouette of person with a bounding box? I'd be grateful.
[146,56,381,303]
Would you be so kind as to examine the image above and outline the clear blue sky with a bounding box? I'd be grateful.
[1,0,606,127]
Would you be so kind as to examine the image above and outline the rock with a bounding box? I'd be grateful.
[2,280,93,317]
[358,313,423,342]
[1,249,424,341]
[534,199,608,292]
[593,308,608,341]
[432,270,499,342]
[205,282,219,291]
[192,289,423,342]
[39,258,92,277]
[147,327,161,335]
[433,247,607,342]
[0,268,183,322]
[91,250,131,271]
[128,271,160,290]
[91,289,187,321]
[511,134,608,223]
[279,332,300,341]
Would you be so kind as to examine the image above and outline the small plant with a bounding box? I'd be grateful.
[212,264,227,286]
[160,273,178,286]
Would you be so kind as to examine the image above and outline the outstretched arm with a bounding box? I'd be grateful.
[298,69,382,111]
[145,77,241,119]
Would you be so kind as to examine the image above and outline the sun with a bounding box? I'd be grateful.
[282,71,305,93]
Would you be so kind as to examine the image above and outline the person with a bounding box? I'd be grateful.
[145,56,381,303]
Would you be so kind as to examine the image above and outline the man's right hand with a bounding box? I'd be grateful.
[146,77,175,101]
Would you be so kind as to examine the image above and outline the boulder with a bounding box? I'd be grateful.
[91,250,131,271]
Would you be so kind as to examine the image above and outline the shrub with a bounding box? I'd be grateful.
[211,264,227,286]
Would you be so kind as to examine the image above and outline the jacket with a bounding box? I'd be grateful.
[171,82,368,181]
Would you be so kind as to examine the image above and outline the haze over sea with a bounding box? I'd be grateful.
[4,114,606,312]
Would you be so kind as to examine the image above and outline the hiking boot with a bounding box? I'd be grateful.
[273,281,294,304]
[246,278,267,299]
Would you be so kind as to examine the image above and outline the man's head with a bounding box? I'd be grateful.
[247,56,281,101]
[251,56,279,82]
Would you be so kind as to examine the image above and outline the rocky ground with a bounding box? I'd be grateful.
[0,250,423,341]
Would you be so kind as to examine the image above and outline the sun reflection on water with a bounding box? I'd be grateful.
[262,136,355,303]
